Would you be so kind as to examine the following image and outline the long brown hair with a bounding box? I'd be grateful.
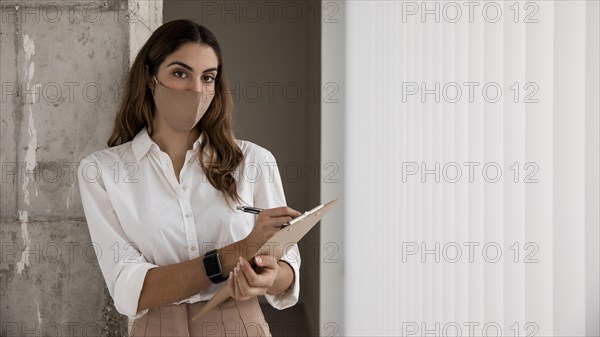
[107,19,243,203]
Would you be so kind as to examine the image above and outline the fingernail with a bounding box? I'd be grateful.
[255,256,262,264]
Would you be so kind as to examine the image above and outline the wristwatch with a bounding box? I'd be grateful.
[202,249,228,284]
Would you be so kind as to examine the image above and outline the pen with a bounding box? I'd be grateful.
[236,205,263,215]
[236,205,292,228]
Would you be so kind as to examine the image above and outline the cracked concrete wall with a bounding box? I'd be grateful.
[0,1,162,335]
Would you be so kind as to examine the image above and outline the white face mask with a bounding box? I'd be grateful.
[151,76,215,131]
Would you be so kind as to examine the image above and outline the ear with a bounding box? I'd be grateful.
[148,78,155,92]
[144,65,155,90]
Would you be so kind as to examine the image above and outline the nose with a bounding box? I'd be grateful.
[188,75,211,94]
[189,77,203,93]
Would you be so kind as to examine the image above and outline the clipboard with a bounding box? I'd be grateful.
[191,198,339,320]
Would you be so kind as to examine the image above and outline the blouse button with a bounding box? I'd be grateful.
[185,214,190,218]
[191,246,196,251]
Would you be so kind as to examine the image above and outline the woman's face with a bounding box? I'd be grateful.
[156,42,218,92]
[151,42,219,132]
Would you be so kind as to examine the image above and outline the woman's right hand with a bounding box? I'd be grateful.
[244,206,302,248]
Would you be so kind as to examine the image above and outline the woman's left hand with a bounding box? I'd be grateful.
[227,255,279,301]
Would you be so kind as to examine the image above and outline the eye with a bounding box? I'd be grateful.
[173,70,188,78]
[203,74,216,83]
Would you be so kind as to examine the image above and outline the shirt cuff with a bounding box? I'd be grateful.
[264,246,301,310]
[113,262,159,320]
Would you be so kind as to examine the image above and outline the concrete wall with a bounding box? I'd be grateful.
[163,1,322,334]
[0,1,162,335]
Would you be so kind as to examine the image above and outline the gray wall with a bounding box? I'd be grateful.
[0,1,162,334]
[163,1,322,334]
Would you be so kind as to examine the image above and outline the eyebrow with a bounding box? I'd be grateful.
[166,61,218,73]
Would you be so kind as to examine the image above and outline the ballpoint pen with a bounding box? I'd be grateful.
[236,205,295,227]
[235,205,263,215]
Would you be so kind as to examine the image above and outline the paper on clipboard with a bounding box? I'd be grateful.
[191,198,339,321]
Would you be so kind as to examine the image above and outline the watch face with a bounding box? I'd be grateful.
[204,251,222,278]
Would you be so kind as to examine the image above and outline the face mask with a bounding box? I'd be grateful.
[151,76,215,132]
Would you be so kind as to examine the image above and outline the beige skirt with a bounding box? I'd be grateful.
[128,297,272,337]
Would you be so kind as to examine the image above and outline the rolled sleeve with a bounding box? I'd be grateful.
[253,149,301,309]
[77,156,159,320]
[264,243,301,309]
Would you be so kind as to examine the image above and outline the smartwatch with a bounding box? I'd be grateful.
[202,249,228,284]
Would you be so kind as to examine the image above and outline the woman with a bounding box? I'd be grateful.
[77,19,302,336]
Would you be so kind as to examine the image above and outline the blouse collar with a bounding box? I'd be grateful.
[132,126,203,162]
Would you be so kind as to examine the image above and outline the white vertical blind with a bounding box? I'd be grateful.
[585,2,600,334]
[321,1,599,336]
[552,1,591,334]
[524,2,554,334]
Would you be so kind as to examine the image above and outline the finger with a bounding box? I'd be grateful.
[227,271,235,298]
[240,257,273,288]
[234,266,243,299]
[261,206,302,218]
[254,255,279,288]
[239,258,261,287]
[262,216,293,228]
[235,262,252,297]
[237,260,271,298]
[255,255,278,269]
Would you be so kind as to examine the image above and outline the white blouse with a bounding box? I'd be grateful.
[77,126,300,320]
